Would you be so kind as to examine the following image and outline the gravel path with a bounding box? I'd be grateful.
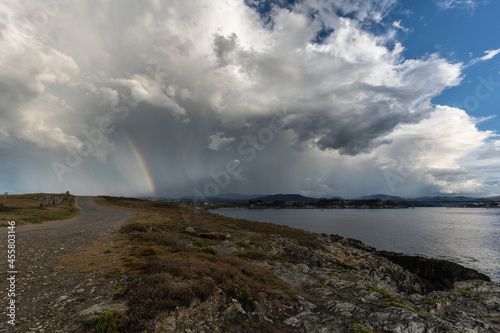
[0,196,130,332]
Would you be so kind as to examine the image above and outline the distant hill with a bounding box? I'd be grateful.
[173,193,262,203]
[251,194,319,203]
[356,194,410,202]
[346,194,500,207]
[410,195,500,207]
[217,193,263,201]
[325,196,345,201]
[415,196,482,202]
[158,192,500,204]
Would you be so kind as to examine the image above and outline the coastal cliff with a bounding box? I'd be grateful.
[67,197,499,332]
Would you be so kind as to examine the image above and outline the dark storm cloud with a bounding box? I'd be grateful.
[0,0,497,197]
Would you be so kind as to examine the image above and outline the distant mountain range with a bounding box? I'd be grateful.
[354,194,500,207]
[356,194,411,201]
[149,193,500,205]
[172,193,317,203]
[250,194,318,203]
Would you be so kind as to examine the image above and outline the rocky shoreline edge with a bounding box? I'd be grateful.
[327,233,491,291]
[252,232,499,332]
[142,230,500,332]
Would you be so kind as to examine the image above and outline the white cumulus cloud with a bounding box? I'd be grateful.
[208,132,236,151]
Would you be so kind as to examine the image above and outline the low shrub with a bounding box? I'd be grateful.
[137,247,159,257]
[135,232,182,248]
[92,310,128,333]
[119,223,149,233]
[127,272,215,317]
[193,240,205,247]
[233,284,258,312]
[112,286,128,298]
[456,288,478,296]
[190,240,216,255]
[237,249,270,261]
[424,298,447,305]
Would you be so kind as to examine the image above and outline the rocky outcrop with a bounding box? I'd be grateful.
[153,288,298,333]
[78,300,129,322]
[149,231,500,332]
[268,233,500,332]
[66,226,499,332]
[377,251,491,292]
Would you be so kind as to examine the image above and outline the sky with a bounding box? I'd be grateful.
[1,0,500,199]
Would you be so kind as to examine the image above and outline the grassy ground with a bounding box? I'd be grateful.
[61,196,317,332]
[0,193,80,226]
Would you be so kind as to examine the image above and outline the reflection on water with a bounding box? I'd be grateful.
[211,208,500,282]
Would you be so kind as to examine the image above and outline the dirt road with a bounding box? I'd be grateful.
[0,196,130,332]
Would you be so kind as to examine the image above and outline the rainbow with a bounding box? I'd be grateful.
[121,131,156,195]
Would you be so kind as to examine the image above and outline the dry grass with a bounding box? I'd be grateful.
[0,193,41,208]
[98,196,323,250]
[0,193,79,226]
[90,196,306,331]
[58,235,132,277]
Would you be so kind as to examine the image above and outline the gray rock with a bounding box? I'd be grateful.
[78,300,129,321]
[56,295,69,303]
[297,295,317,311]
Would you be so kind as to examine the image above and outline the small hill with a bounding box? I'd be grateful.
[252,194,319,203]
[356,194,410,201]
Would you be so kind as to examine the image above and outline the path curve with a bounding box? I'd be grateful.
[0,196,130,331]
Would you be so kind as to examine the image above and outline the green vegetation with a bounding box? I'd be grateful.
[364,284,392,298]
[379,301,415,312]
[232,240,249,249]
[193,240,205,247]
[237,249,270,261]
[233,284,258,312]
[313,283,336,294]
[431,312,448,320]
[0,193,79,226]
[352,323,372,333]
[456,288,479,296]
[112,286,128,298]
[338,262,359,271]
[190,240,216,255]
[327,270,341,279]
[424,298,447,305]
[92,310,128,333]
